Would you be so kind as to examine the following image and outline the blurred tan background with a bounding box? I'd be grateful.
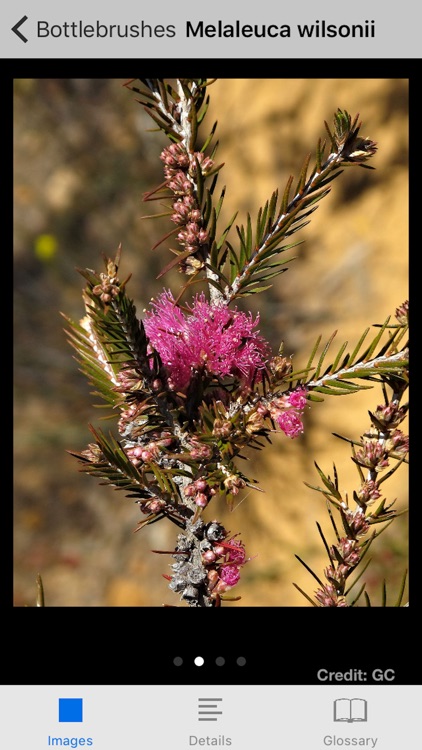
[13,78,408,607]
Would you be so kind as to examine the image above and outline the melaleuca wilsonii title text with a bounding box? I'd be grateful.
[36,19,376,39]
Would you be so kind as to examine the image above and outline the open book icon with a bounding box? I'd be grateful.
[333,698,367,723]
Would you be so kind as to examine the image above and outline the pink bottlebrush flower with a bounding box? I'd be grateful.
[219,565,241,586]
[287,387,307,410]
[269,386,308,439]
[144,290,271,391]
[226,539,247,565]
[211,533,250,593]
[276,410,304,439]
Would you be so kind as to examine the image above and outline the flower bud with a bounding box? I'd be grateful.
[202,550,217,564]
[195,493,208,508]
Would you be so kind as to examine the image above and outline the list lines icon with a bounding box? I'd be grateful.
[197,697,223,721]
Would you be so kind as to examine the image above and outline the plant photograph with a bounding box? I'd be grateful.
[13,77,408,607]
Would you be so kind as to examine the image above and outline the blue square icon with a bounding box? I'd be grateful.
[59,698,83,723]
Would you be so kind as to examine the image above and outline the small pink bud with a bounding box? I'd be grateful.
[178,154,190,168]
[183,195,195,207]
[148,499,165,513]
[185,483,196,498]
[195,493,208,508]
[185,231,198,245]
[197,229,209,244]
[203,550,217,564]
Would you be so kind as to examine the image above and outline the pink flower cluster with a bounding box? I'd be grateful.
[218,538,247,587]
[144,291,271,391]
[268,387,308,439]
[206,534,249,596]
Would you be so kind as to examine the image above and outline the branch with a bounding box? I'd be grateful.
[219,110,377,303]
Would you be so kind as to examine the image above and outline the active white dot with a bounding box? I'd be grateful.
[194,656,205,666]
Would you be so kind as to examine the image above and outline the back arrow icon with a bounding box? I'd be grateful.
[12,15,28,43]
